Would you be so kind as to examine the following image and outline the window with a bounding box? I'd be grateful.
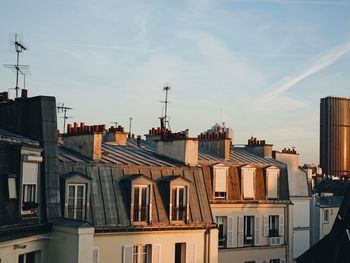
[242,167,255,199]
[18,251,40,263]
[132,185,150,223]
[8,175,17,199]
[171,186,187,221]
[266,167,279,199]
[132,245,152,263]
[21,162,40,215]
[324,209,329,223]
[270,259,280,263]
[213,165,229,199]
[67,184,86,220]
[175,243,186,263]
[216,216,227,248]
[244,216,255,245]
[269,215,279,237]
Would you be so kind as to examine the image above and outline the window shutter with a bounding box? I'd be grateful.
[243,169,254,198]
[92,248,99,263]
[215,169,227,192]
[237,216,244,247]
[279,215,284,236]
[122,245,133,263]
[152,244,161,263]
[186,242,195,263]
[22,162,39,184]
[227,216,234,247]
[267,170,278,198]
[254,216,260,246]
[263,215,269,237]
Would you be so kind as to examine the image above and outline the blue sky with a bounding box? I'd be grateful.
[1,0,350,164]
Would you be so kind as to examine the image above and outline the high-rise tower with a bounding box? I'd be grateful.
[320,96,350,177]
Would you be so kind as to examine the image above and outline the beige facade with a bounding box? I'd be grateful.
[212,203,292,263]
[94,229,218,263]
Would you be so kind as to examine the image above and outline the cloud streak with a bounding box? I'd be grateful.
[58,43,155,52]
[262,41,350,98]
[228,0,350,5]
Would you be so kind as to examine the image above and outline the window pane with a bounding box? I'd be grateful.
[243,170,254,198]
[8,177,17,199]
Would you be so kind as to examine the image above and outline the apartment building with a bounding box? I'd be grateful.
[196,134,293,263]
[58,125,218,263]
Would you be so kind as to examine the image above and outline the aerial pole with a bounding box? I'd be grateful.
[57,104,73,133]
[3,33,30,98]
[129,117,133,138]
[160,83,171,130]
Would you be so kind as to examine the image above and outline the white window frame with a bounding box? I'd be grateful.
[244,216,255,245]
[266,167,279,199]
[170,186,188,222]
[132,185,150,223]
[8,175,17,199]
[132,244,152,263]
[213,165,229,199]
[21,160,40,215]
[216,216,227,248]
[242,167,256,199]
[67,183,86,220]
[269,215,279,236]
[324,209,329,223]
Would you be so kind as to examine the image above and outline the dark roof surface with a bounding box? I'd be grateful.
[317,196,344,208]
[0,128,40,146]
[315,180,349,195]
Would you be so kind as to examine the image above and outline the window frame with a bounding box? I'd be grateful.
[216,216,227,248]
[132,184,151,224]
[269,215,279,237]
[213,165,229,200]
[66,183,87,220]
[7,174,17,200]
[170,186,188,222]
[324,209,329,224]
[132,244,152,263]
[244,216,255,245]
[241,166,256,199]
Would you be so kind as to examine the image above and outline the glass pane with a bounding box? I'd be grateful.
[69,185,75,198]
[18,255,24,263]
[77,185,84,198]
[8,177,17,199]
[141,187,147,206]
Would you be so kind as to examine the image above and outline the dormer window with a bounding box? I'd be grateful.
[61,171,91,221]
[266,166,280,199]
[171,186,187,221]
[132,185,150,223]
[241,166,256,199]
[21,150,43,216]
[125,175,154,225]
[213,164,229,199]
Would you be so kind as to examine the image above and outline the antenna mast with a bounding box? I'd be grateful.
[129,117,133,138]
[57,104,73,133]
[160,83,171,129]
[3,34,30,98]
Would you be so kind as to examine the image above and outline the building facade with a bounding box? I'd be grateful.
[320,96,350,177]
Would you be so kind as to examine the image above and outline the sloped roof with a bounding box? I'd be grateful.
[0,128,40,146]
[317,196,343,208]
[315,180,349,195]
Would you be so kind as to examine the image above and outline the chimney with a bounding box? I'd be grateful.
[198,133,232,160]
[137,135,141,147]
[245,137,273,158]
[63,123,104,160]
[104,125,128,146]
[0,92,9,103]
[21,89,28,99]
[155,130,198,166]
[145,127,162,142]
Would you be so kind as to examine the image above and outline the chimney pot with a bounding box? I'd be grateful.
[21,89,28,99]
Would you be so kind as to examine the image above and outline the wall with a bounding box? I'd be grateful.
[48,224,94,263]
[0,234,49,263]
[319,206,339,240]
[155,139,198,166]
[293,230,310,259]
[93,229,213,263]
[64,133,102,160]
[212,203,291,263]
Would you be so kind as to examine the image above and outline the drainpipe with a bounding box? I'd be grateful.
[205,227,210,263]
[286,203,290,263]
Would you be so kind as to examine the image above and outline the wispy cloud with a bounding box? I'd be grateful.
[261,41,350,98]
[58,43,155,52]
[228,0,350,5]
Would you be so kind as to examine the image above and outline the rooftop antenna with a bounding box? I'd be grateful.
[3,33,29,98]
[160,82,171,129]
[57,103,73,133]
[110,121,119,127]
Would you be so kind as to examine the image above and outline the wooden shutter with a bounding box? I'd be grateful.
[263,215,269,237]
[186,242,196,263]
[243,170,254,198]
[237,216,244,247]
[152,244,161,263]
[123,245,133,263]
[267,170,278,198]
[279,215,284,236]
[227,216,234,247]
[92,248,99,263]
[254,216,260,246]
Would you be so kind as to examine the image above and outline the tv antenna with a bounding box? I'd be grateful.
[110,121,119,127]
[129,117,133,138]
[160,83,171,129]
[57,103,73,133]
[3,33,30,98]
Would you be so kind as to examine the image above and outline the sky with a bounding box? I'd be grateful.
[1,0,350,165]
